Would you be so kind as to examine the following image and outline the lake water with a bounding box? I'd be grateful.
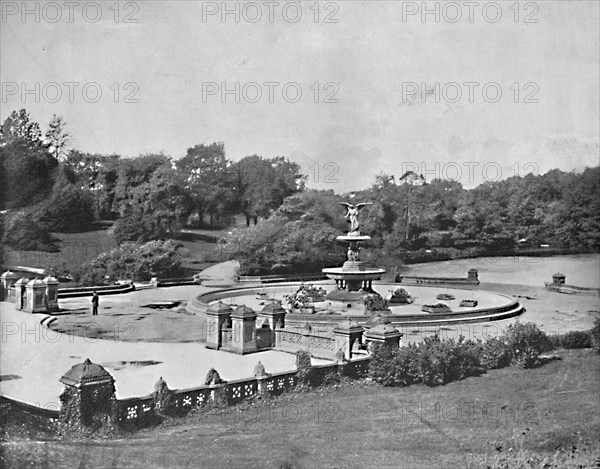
[401,254,600,288]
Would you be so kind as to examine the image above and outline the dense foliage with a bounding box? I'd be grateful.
[222,191,347,274]
[368,335,483,387]
[368,322,573,387]
[226,169,599,274]
[0,109,304,254]
[591,318,600,354]
[295,350,315,387]
[285,284,328,309]
[1,212,59,252]
[2,108,598,280]
[71,240,188,285]
[549,330,593,350]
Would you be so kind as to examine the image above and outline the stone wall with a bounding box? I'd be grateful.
[275,328,339,360]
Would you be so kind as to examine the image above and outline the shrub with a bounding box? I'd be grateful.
[72,240,187,285]
[447,337,483,381]
[392,344,421,386]
[368,343,405,387]
[503,322,552,368]
[591,318,600,354]
[364,293,389,312]
[547,334,562,350]
[414,335,482,386]
[368,322,592,389]
[368,335,482,387]
[295,350,314,387]
[480,337,512,370]
[389,288,411,304]
[559,330,592,349]
[1,211,58,252]
[285,284,327,309]
[37,182,95,232]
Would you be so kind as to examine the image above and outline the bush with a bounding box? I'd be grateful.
[504,322,552,368]
[37,182,95,232]
[285,284,327,309]
[547,334,562,350]
[414,335,482,386]
[368,335,482,387]
[368,343,408,387]
[72,240,188,285]
[480,337,512,370]
[1,211,58,252]
[559,330,592,349]
[368,322,590,389]
[364,293,389,312]
[295,350,314,387]
[591,318,600,354]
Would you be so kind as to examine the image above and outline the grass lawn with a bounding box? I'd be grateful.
[2,225,118,275]
[2,349,599,469]
[1,222,241,279]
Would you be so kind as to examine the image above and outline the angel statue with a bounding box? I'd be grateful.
[339,202,372,234]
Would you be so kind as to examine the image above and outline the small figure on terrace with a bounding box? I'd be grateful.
[339,202,372,234]
[91,291,99,315]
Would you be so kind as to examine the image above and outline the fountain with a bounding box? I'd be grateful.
[191,200,525,326]
[321,202,386,313]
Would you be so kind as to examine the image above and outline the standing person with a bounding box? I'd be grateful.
[91,291,99,316]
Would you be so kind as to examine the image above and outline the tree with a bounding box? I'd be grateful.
[111,153,170,216]
[1,211,58,252]
[44,114,71,161]
[233,155,305,225]
[0,109,43,148]
[0,138,58,210]
[64,151,121,219]
[223,190,345,274]
[176,142,235,226]
[37,170,95,232]
[113,165,193,243]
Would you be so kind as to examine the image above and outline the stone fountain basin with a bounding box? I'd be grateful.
[322,267,386,278]
[336,235,372,242]
[191,282,521,323]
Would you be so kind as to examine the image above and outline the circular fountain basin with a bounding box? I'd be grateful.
[188,281,525,329]
[322,267,386,279]
[336,235,372,242]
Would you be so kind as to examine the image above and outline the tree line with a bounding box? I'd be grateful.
[0,109,305,252]
[1,108,598,278]
[223,169,599,275]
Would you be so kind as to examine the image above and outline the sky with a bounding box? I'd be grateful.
[1,0,599,192]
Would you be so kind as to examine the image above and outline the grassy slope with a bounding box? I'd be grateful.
[2,228,117,273]
[2,349,599,469]
[1,224,233,277]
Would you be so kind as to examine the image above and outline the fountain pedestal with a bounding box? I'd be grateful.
[322,234,385,293]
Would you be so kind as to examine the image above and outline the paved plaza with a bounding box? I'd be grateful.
[0,296,327,407]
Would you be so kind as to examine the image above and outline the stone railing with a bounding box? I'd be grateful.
[117,394,156,425]
[116,370,300,426]
[0,395,61,420]
[544,283,600,296]
[238,273,327,283]
[275,328,338,360]
[396,275,479,286]
[156,277,200,287]
[57,283,135,299]
[11,355,372,432]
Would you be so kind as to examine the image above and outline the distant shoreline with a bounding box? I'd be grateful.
[400,246,599,265]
